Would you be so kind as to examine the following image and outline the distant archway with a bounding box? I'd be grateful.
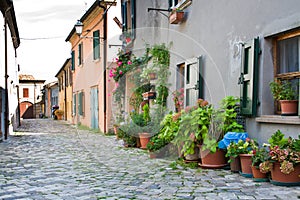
[20,101,34,119]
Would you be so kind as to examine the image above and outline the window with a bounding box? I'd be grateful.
[274,32,300,113]
[78,43,83,65]
[121,0,135,37]
[71,51,75,70]
[93,30,100,60]
[23,88,29,98]
[69,66,73,86]
[176,57,203,108]
[78,91,85,116]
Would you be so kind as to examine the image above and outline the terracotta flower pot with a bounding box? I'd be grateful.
[270,162,300,186]
[230,156,241,173]
[280,100,298,116]
[239,154,253,177]
[251,166,269,182]
[199,149,227,168]
[169,11,184,24]
[139,133,151,149]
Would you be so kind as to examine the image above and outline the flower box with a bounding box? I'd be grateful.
[169,11,184,24]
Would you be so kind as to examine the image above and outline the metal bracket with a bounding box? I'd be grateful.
[147,8,171,18]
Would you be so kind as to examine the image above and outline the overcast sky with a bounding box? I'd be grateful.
[14,0,96,83]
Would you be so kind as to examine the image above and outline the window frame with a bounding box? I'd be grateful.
[93,30,100,60]
[23,88,29,98]
[273,31,300,80]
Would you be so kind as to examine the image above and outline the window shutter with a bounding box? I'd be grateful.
[78,43,83,65]
[78,92,82,116]
[122,2,127,31]
[71,51,75,70]
[239,37,260,117]
[93,31,100,60]
[73,94,76,115]
[131,0,136,37]
[197,56,204,99]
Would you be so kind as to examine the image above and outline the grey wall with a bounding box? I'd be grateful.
[132,0,300,140]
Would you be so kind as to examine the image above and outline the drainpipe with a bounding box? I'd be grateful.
[99,2,107,133]
[64,69,67,120]
[4,6,11,140]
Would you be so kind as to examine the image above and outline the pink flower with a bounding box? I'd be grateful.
[115,82,119,87]
[117,61,122,66]
[119,70,123,75]
[127,60,132,65]
[108,94,111,97]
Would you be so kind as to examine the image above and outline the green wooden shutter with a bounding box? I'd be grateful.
[78,92,82,116]
[78,43,82,65]
[131,0,136,38]
[93,30,100,60]
[122,2,127,31]
[197,56,204,99]
[239,37,260,117]
[73,94,76,115]
[71,51,75,70]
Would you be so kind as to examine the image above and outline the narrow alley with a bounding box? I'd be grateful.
[0,119,299,200]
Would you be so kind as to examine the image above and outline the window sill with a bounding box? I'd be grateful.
[256,115,300,125]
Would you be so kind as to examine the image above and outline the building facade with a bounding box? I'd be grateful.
[120,0,300,143]
[55,59,73,121]
[43,81,58,118]
[65,0,121,132]
[0,0,20,140]
[18,75,45,119]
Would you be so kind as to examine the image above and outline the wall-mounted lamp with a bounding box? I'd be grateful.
[74,20,104,40]
[74,20,84,36]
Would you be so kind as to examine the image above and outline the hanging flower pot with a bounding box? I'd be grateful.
[148,72,157,80]
[142,92,156,100]
[169,11,184,24]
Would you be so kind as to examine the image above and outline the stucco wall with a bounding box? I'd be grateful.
[132,0,300,140]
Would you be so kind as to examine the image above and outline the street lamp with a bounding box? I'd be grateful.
[74,20,84,35]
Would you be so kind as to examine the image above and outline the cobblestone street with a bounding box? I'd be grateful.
[0,119,299,199]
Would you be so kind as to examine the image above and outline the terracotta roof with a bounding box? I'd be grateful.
[19,74,35,80]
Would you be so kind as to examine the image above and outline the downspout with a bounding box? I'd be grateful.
[4,6,11,140]
[99,2,107,133]
[64,70,67,120]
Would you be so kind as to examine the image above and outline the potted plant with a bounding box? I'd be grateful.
[268,130,300,186]
[54,109,64,120]
[226,141,243,172]
[269,80,298,115]
[200,96,244,169]
[228,138,258,177]
[175,100,211,162]
[251,146,271,182]
[146,134,168,159]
